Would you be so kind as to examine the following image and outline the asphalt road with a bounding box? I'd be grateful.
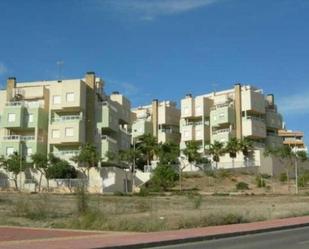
[150,226,309,249]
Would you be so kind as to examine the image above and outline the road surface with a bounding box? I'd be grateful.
[150,226,309,249]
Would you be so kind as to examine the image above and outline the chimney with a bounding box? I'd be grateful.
[234,83,242,140]
[152,99,159,138]
[6,77,16,101]
[85,72,96,89]
[266,94,275,106]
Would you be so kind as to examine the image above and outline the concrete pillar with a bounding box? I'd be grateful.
[6,77,16,101]
[234,84,242,140]
[152,99,159,138]
[85,72,96,144]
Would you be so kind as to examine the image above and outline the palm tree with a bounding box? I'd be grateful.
[136,134,158,166]
[225,138,241,168]
[208,141,225,169]
[239,138,254,167]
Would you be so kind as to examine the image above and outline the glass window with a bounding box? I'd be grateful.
[53,95,61,104]
[65,127,74,137]
[66,92,75,102]
[28,114,34,123]
[27,147,33,156]
[6,147,15,156]
[52,129,60,138]
[8,113,16,122]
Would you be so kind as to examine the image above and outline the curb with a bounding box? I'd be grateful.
[96,222,309,249]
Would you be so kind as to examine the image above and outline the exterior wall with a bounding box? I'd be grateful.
[132,100,180,144]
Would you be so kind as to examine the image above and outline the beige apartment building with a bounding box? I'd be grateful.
[180,84,284,170]
[131,99,181,144]
[0,72,131,163]
[278,129,307,153]
[0,72,134,193]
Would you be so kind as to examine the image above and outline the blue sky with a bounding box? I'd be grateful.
[0,0,308,145]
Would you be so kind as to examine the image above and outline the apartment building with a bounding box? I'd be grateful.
[180,84,284,169]
[131,99,181,144]
[278,129,308,153]
[0,73,131,163]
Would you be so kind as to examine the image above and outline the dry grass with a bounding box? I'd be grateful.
[0,192,309,232]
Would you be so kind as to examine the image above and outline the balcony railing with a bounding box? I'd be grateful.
[53,150,80,157]
[51,115,83,122]
[101,135,117,144]
[243,116,265,122]
[212,128,231,135]
[5,101,43,108]
[119,127,131,135]
[2,135,43,142]
[210,102,233,111]
[102,101,118,112]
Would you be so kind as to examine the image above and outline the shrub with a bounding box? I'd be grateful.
[216,169,231,179]
[256,175,266,188]
[47,160,77,179]
[236,182,249,190]
[147,164,178,191]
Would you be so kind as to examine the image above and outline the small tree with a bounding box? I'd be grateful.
[71,144,99,178]
[180,141,201,191]
[149,164,178,191]
[225,138,240,168]
[31,153,48,192]
[46,160,77,179]
[239,138,254,167]
[157,142,180,165]
[208,141,225,169]
[2,152,27,190]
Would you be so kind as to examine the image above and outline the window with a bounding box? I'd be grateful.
[53,95,61,104]
[27,147,33,156]
[219,113,225,118]
[8,113,16,123]
[6,147,15,156]
[28,114,34,123]
[66,92,75,102]
[65,127,74,137]
[52,129,60,138]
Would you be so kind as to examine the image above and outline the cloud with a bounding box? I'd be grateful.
[105,0,218,20]
[278,91,309,115]
[0,63,7,75]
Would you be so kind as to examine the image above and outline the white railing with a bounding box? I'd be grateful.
[51,115,82,122]
[53,150,80,157]
[5,101,42,108]
[101,135,117,144]
[212,128,230,135]
[119,127,130,135]
[2,135,43,142]
[210,102,233,111]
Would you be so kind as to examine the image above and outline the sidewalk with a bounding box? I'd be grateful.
[1,216,309,249]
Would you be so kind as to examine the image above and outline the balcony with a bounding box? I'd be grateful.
[181,97,194,118]
[181,124,194,141]
[266,111,282,129]
[194,124,210,141]
[101,135,118,160]
[97,102,119,132]
[53,150,80,160]
[242,116,266,138]
[266,135,283,148]
[211,128,235,143]
[49,118,85,145]
[241,89,265,114]
[210,105,235,127]
[1,103,25,129]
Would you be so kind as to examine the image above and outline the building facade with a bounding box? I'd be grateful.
[131,99,181,144]
[0,73,131,163]
[278,129,308,153]
[180,84,284,169]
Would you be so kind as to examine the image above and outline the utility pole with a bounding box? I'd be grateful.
[295,156,299,194]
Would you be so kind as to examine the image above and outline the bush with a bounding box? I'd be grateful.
[216,169,231,179]
[256,175,266,188]
[47,160,78,179]
[279,172,288,183]
[147,164,178,191]
[236,182,249,190]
